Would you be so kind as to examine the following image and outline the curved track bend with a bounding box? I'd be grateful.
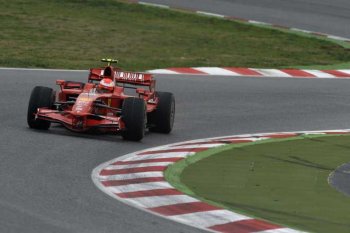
[1,0,350,232]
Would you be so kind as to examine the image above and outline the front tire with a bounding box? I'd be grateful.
[27,86,54,130]
[148,91,175,134]
[121,97,146,141]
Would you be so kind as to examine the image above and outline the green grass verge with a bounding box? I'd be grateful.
[290,61,350,70]
[241,23,350,70]
[165,134,350,233]
[1,0,350,70]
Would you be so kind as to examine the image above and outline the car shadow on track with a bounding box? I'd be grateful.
[24,124,151,143]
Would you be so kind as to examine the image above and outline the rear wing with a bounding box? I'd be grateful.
[114,71,153,86]
[88,68,155,87]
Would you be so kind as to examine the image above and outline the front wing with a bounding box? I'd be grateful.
[36,109,124,132]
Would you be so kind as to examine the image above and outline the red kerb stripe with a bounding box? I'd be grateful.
[224,68,262,76]
[264,133,298,138]
[112,157,183,165]
[116,188,183,198]
[148,202,221,216]
[209,219,281,233]
[322,70,350,78]
[102,177,165,187]
[213,136,255,141]
[137,148,209,155]
[280,69,316,78]
[325,131,350,135]
[167,68,207,74]
[100,166,167,176]
[223,139,255,144]
[272,24,290,29]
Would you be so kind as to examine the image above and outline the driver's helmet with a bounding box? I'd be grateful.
[97,78,115,93]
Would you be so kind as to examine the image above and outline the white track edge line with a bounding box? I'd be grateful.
[134,0,350,43]
[0,67,87,72]
[138,1,170,8]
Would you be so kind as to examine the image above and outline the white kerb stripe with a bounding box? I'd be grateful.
[169,210,251,228]
[338,69,350,75]
[256,228,307,233]
[256,132,296,137]
[108,181,173,193]
[251,69,292,77]
[125,195,198,208]
[137,151,195,159]
[304,129,350,134]
[302,70,335,78]
[290,28,313,34]
[104,162,173,170]
[248,20,271,26]
[147,69,179,74]
[170,143,226,149]
[121,153,185,162]
[327,35,350,41]
[138,2,169,8]
[97,172,164,181]
[299,131,327,135]
[128,152,192,160]
[212,136,265,141]
[196,11,225,18]
[193,67,240,76]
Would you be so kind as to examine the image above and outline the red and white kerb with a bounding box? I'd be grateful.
[92,129,350,233]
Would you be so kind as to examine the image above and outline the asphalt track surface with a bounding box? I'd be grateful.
[1,1,350,233]
[329,163,350,196]
[2,70,350,233]
[141,0,350,38]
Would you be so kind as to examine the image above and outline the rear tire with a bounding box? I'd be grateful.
[27,86,54,130]
[148,92,175,134]
[121,97,146,141]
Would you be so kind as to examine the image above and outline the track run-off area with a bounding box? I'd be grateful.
[1,1,350,233]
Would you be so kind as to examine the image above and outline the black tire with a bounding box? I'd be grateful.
[27,86,54,130]
[121,97,146,141]
[148,91,175,134]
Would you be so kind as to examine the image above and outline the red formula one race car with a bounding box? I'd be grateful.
[27,59,175,141]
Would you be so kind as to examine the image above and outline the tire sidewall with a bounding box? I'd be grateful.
[27,86,54,129]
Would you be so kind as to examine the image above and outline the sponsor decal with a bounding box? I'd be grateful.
[115,71,145,82]
[77,93,96,102]
[74,93,94,112]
